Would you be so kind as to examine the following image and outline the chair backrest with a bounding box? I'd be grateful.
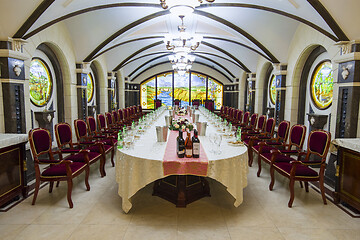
[74,119,89,141]
[237,110,243,122]
[249,113,258,127]
[55,122,74,149]
[97,114,107,130]
[233,109,239,120]
[264,118,275,134]
[257,115,267,131]
[220,106,224,114]
[124,108,129,119]
[118,109,124,121]
[112,111,119,123]
[288,124,307,150]
[105,112,113,127]
[87,116,97,134]
[224,106,229,115]
[307,130,331,158]
[174,99,180,106]
[29,128,52,160]
[242,111,250,124]
[277,120,290,142]
[138,105,143,113]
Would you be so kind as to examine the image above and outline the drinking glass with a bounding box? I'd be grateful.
[214,134,222,155]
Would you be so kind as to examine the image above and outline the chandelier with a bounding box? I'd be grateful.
[169,52,196,75]
[160,0,215,15]
[164,16,202,52]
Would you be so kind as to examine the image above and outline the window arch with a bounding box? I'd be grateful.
[310,61,333,109]
[29,58,53,107]
[140,71,223,109]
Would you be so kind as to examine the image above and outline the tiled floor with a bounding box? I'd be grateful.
[0,158,359,240]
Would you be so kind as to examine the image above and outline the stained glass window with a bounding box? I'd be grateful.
[140,71,223,109]
[269,75,276,104]
[191,73,206,102]
[86,73,94,103]
[207,77,223,110]
[174,73,190,108]
[311,61,333,109]
[140,76,156,109]
[157,73,173,108]
[29,58,52,107]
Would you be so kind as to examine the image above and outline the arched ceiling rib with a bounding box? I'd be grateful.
[4,0,352,83]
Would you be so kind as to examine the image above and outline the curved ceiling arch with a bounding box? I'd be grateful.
[127,52,236,79]
[111,40,250,72]
[120,51,243,71]
[197,2,346,42]
[131,61,233,83]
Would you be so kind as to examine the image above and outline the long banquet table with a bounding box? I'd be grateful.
[115,108,249,213]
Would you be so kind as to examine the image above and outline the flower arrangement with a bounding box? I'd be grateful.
[169,118,194,131]
[176,108,187,116]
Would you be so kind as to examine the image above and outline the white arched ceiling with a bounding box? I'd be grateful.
[3,0,357,83]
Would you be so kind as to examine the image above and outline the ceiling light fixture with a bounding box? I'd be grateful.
[160,0,215,15]
[164,16,202,52]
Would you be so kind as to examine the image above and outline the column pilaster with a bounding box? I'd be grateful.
[246,73,256,113]
[334,40,360,138]
[76,62,90,120]
[273,63,287,125]
[0,38,29,133]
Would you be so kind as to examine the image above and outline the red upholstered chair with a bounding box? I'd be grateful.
[242,113,258,131]
[112,110,122,126]
[87,116,117,146]
[55,122,106,177]
[137,105,146,117]
[217,106,224,116]
[118,109,124,122]
[233,110,243,126]
[74,119,115,168]
[268,129,331,207]
[229,109,239,124]
[238,111,250,127]
[257,124,306,177]
[174,99,180,108]
[242,115,268,144]
[29,128,90,208]
[105,112,122,131]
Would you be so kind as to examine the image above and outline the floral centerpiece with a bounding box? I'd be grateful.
[169,117,194,131]
[176,108,187,116]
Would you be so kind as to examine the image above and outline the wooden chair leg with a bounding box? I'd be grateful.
[66,179,74,208]
[56,181,60,187]
[32,180,40,205]
[248,147,253,167]
[288,178,295,208]
[85,166,90,191]
[100,155,106,177]
[319,177,327,205]
[304,182,309,192]
[257,155,262,177]
[299,181,303,188]
[111,148,115,167]
[49,181,54,193]
[269,166,275,191]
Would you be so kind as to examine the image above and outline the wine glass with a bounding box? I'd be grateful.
[213,134,222,155]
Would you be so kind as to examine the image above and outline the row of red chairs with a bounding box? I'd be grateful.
[218,105,331,208]
[28,105,145,208]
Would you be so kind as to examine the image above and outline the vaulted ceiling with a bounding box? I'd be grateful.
[1,0,358,83]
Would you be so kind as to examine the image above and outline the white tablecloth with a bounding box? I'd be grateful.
[115,108,249,213]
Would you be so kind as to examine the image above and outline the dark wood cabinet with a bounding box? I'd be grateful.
[334,146,360,212]
[0,141,26,207]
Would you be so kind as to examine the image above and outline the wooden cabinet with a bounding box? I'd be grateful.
[334,146,360,212]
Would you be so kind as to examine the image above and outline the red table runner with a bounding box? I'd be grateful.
[163,113,208,176]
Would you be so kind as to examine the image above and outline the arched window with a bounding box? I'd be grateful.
[269,75,276,105]
[86,73,94,103]
[140,71,223,109]
[310,61,333,109]
[29,58,53,107]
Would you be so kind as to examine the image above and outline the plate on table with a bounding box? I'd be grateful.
[228,140,244,146]
[223,133,234,138]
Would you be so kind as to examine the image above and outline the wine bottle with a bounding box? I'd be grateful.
[192,129,200,158]
[185,131,193,158]
[177,130,185,158]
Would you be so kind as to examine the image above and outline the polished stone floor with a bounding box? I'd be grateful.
[0,158,359,240]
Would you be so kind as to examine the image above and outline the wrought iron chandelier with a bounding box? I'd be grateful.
[164,16,202,52]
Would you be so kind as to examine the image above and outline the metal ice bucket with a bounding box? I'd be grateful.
[156,126,168,142]
[196,122,207,136]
